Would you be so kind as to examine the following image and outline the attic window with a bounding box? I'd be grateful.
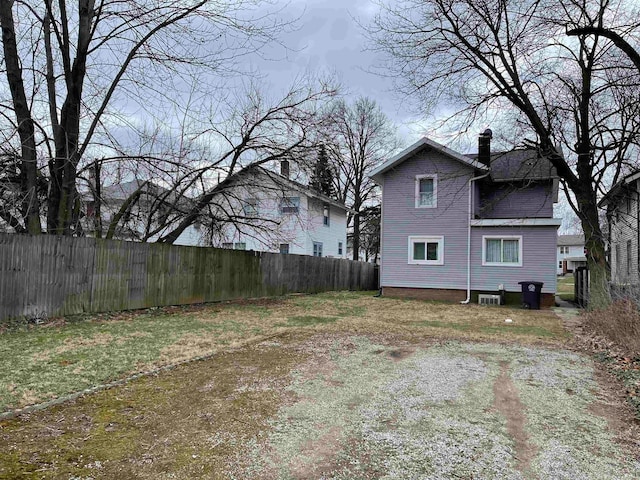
[415,175,437,208]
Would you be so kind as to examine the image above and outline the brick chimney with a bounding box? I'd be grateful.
[478,128,492,166]
[280,160,290,179]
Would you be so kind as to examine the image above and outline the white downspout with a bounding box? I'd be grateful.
[461,172,490,304]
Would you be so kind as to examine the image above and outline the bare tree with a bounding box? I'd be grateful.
[324,97,399,261]
[369,0,640,307]
[0,0,288,235]
[154,79,338,244]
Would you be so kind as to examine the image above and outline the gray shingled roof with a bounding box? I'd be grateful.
[558,234,584,246]
[465,149,557,182]
[489,149,557,181]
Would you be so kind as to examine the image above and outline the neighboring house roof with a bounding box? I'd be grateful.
[220,164,353,213]
[558,234,585,246]
[370,137,489,183]
[101,179,156,200]
[598,169,640,208]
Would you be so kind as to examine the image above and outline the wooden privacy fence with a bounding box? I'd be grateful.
[0,234,378,323]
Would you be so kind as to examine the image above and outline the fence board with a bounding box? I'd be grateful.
[0,234,377,323]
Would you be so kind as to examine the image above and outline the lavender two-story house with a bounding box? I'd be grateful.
[370,131,560,307]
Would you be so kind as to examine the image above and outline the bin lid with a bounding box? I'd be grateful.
[518,281,544,286]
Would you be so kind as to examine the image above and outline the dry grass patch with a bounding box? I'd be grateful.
[0,291,567,413]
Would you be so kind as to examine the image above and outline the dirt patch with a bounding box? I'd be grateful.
[493,361,538,474]
[290,426,344,479]
[588,364,640,457]
[386,347,415,362]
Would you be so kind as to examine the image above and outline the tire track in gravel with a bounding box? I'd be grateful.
[493,360,538,475]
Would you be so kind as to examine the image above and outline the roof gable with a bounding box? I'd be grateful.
[219,164,351,213]
[370,137,488,183]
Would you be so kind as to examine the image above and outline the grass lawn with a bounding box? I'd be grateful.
[557,275,575,302]
[1,295,638,480]
[0,292,568,413]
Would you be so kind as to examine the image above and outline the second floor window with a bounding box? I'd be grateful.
[243,198,258,215]
[415,175,437,208]
[280,196,300,214]
[559,246,570,254]
[323,204,330,226]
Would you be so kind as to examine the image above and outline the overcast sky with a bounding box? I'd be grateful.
[249,0,427,146]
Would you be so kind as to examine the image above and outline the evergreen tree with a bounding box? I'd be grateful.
[309,145,335,198]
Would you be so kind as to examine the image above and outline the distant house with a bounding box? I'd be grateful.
[213,161,350,258]
[599,171,639,284]
[370,131,561,306]
[557,234,586,275]
[82,179,202,245]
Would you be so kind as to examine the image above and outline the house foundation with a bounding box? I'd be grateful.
[382,286,556,308]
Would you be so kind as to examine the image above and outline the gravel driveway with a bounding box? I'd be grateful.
[232,335,640,479]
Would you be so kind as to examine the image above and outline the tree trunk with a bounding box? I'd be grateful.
[0,1,42,234]
[577,189,611,309]
[352,212,360,261]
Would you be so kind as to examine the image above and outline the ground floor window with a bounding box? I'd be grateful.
[558,260,563,269]
[483,236,522,266]
[408,236,444,265]
[338,241,343,256]
[279,243,289,254]
[313,242,323,257]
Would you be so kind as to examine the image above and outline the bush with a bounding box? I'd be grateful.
[583,300,640,357]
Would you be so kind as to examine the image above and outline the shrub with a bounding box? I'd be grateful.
[583,300,640,357]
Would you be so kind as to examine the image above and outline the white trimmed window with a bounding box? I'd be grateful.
[559,246,569,254]
[408,236,444,265]
[483,236,522,267]
[415,174,437,208]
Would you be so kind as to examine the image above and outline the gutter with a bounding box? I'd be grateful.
[461,172,491,304]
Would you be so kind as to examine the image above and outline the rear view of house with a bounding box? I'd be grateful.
[371,131,560,307]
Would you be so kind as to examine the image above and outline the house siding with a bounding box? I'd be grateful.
[610,181,639,284]
[217,173,349,258]
[380,149,473,290]
[471,226,557,294]
[303,198,348,258]
[480,182,554,218]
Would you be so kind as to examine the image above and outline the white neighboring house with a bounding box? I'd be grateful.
[82,179,203,245]
[557,234,586,275]
[214,162,350,258]
[599,170,640,285]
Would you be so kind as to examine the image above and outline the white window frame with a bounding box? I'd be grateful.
[559,246,570,254]
[415,174,437,209]
[482,235,523,267]
[313,241,323,257]
[408,235,444,265]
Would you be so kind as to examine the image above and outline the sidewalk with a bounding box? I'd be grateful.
[553,295,582,330]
